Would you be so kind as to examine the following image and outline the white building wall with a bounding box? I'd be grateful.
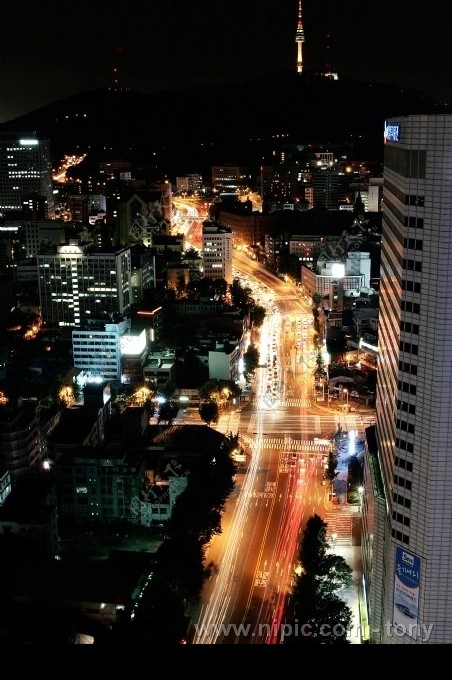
[202,227,233,284]
[316,274,364,296]
[370,114,452,644]
[208,351,231,380]
[72,319,129,381]
[346,252,371,287]
[367,182,382,212]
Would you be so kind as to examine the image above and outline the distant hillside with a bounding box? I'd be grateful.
[1,70,448,177]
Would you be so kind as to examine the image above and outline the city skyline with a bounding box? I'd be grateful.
[3,109,452,640]
[2,0,452,637]
[0,0,450,124]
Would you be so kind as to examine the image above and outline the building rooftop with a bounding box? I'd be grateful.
[147,424,225,450]
[54,446,142,467]
[353,308,379,319]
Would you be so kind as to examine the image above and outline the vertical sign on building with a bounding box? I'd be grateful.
[393,547,421,637]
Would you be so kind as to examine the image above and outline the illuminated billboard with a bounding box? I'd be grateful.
[19,139,39,146]
[393,547,421,637]
[331,263,345,278]
[120,329,146,356]
[384,121,400,143]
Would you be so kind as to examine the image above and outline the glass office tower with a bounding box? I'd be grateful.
[364,114,452,644]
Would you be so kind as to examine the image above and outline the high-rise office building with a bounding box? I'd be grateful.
[37,241,132,328]
[363,114,452,644]
[0,133,54,219]
[211,165,244,193]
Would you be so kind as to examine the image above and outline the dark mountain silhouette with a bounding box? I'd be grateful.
[0,70,448,178]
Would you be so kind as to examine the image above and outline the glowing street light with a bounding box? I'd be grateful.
[59,385,75,407]
[134,385,152,406]
[357,485,365,510]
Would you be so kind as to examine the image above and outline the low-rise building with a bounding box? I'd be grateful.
[54,447,145,524]
[0,474,59,560]
[10,551,155,632]
[143,351,176,389]
[208,341,241,382]
[0,397,42,480]
[46,383,112,459]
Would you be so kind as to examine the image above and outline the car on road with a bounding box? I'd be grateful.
[395,602,417,619]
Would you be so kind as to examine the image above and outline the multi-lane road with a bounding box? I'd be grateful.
[186,253,370,644]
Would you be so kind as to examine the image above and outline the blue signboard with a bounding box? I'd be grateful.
[393,547,421,637]
[384,121,400,143]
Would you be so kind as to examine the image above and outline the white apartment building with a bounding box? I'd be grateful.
[208,342,241,382]
[363,114,452,644]
[72,318,131,382]
[202,223,233,284]
[37,241,132,328]
[301,252,372,314]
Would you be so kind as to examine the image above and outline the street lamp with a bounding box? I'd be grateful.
[59,385,75,407]
[344,388,349,409]
[134,385,151,406]
[357,485,364,510]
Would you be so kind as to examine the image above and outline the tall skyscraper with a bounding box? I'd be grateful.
[363,114,452,643]
[37,241,132,328]
[295,1,305,74]
[0,132,55,219]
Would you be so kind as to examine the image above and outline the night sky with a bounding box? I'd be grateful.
[0,0,450,123]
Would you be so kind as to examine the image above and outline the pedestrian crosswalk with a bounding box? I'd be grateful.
[252,398,312,408]
[324,507,355,545]
[283,398,312,408]
[242,436,331,452]
[273,295,299,302]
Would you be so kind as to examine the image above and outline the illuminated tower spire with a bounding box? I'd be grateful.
[296,0,305,74]
[111,46,125,90]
